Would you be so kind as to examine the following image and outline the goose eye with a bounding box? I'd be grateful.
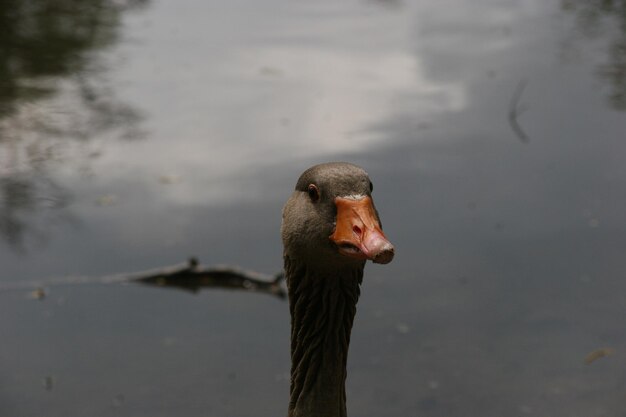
[369,181,373,192]
[307,184,320,202]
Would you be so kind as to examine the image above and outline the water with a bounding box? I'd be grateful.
[1,0,626,416]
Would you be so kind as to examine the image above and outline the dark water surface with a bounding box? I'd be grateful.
[2,1,626,416]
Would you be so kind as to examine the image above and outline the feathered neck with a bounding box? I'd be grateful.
[285,256,364,417]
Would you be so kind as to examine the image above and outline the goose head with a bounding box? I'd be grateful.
[281,162,394,270]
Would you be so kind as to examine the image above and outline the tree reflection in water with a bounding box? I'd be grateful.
[562,0,626,110]
[0,0,148,250]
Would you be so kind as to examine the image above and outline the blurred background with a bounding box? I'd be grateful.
[1,0,626,416]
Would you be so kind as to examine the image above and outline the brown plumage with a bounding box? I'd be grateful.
[282,162,394,417]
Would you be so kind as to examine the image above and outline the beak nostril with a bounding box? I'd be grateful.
[352,225,362,235]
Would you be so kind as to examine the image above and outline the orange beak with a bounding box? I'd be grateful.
[329,196,395,264]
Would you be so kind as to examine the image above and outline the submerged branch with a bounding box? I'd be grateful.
[133,257,286,299]
[0,257,286,300]
[508,79,530,143]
